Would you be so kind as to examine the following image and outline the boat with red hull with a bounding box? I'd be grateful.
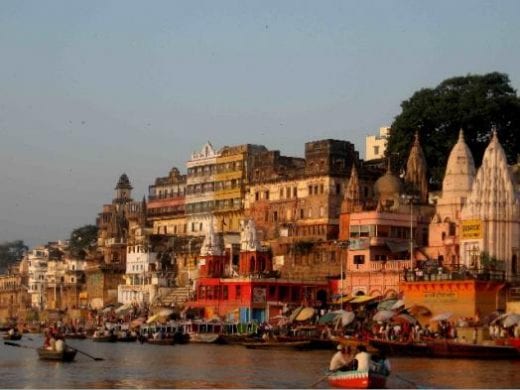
[327,370,387,389]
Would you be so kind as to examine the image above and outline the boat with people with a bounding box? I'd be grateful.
[37,347,77,362]
[327,369,387,389]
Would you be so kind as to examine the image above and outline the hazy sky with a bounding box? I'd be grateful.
[1,0,520,248]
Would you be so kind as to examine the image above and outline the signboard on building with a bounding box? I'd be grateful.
[253,287,266,303]
[423,291,458,303]
[461,219,482,239]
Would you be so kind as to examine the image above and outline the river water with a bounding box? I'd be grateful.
[1,335,520,388]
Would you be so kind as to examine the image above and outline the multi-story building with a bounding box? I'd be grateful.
[185,142,268,236]
[27,247,49,309]
[339,134,434,297]
[0,261,30,322]
[365,126,390,161]
[147,167,187,236]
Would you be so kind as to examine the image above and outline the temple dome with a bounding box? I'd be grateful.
[442,130,475,195]
[374,170,402,198]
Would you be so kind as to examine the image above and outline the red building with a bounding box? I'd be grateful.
[186,220,329,322]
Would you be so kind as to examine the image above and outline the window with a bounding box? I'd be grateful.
[280,188,284,198]
[293,187,297,198]
[300,209,304,219]
[236,285,241,298]
[308,185,313,195]
[273,211,278,222]
[255,192,259,201]
[265,191,269,200]
[353,255,365,265]
[374,145,380,156]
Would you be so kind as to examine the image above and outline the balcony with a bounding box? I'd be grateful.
[403,267,506,283]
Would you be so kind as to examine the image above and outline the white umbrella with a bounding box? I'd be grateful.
[431,312,453,321]
[390,299,405,310]
[373,310,395,322]
[158,308,174,317]
[338,311,356,326]
[502,313,520,328]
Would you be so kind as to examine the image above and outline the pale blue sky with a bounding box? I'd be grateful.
[1,0,519,247]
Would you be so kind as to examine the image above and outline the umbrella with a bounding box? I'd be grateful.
[377,299,397,311]
[431,312,453,321]
[407,304,432,317]
[390,299,405,310]
[295,307,315,322]
[158,308,174,317]
[338,311,356,326]
[502,314,520,328]
[289,306,304,322]
[130,317,146,328]
[373,310,395,322]
[393,313,418,324]
[318,312,340,325]
[115,303,133,314]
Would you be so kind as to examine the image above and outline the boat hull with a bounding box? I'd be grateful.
[242,340,311,350]
[327,370,387,389]
[37,347,77,362]
[3,334,22,341]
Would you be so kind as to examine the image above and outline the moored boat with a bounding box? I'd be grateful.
[91,334,117,342]
[242,340,311,350]
[428,339,520,359]
[37,347,77,362]
[146,337,175,345]
[3,333,22,341]
[368,338,432,357]
[327,370,387,389]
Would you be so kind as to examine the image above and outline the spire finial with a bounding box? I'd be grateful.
[458,128,464,141]
[386,156,392,174]
[414,131,420,145]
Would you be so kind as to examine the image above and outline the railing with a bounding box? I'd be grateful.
[404,267,506,282]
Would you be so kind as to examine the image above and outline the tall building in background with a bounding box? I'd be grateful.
[365,126,390,161]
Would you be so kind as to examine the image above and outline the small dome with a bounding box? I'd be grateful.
[115,173,133,190]
[374,171,402,198]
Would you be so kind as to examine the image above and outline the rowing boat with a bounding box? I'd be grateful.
[37,347,77,362]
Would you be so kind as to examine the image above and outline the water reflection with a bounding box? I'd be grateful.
[1,334,519,388]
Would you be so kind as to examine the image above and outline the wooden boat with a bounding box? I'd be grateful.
[64,333,87,340]
[3,333,22,341]
[427,339,520,359]
[91,334,117,342]
[37,347,77,362]
[146,337,175,345]
[368,338,432,357]
[117,334,137,342]
[507,337,520,349]
[188,333,221,343]
[327,370,387,389]
[242,340,311,350]
[217,334,259,345]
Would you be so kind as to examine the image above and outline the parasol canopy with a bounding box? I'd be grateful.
[115,303,133,314]
[390,299,405,310]
[295,307,315,322]
[407,304,432,317]
[373,310,395,322]
[350,295,379,304]
[289,306,304,322]
[430,312,453,321]
[130,317,146,328]
[502,313,520,328]
[377,299,397,311]
[393,313,418,325]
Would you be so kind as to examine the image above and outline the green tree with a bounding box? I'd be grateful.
[387,72,520,185]
[0,240,28,273]
[68,224,98,259]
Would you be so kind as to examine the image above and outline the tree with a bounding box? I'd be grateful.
[68,224,98,259]
[0,240,28,273]
[387,72,520,185]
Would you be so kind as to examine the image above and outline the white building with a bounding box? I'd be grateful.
[27,247,48,309]
[460,130,520,279]
[365,126,390,161]
[118,235,163,305]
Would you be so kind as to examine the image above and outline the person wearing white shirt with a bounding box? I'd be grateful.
[353,344,371,371]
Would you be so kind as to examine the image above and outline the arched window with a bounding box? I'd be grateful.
[512,255,518,275]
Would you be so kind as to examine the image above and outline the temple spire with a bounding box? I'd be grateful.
[404,131,428,203]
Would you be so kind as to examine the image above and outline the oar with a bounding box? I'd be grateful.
[4,341,33,349]
[310,373,329,388]
[67,345,104,361]
[395,373,420,388]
